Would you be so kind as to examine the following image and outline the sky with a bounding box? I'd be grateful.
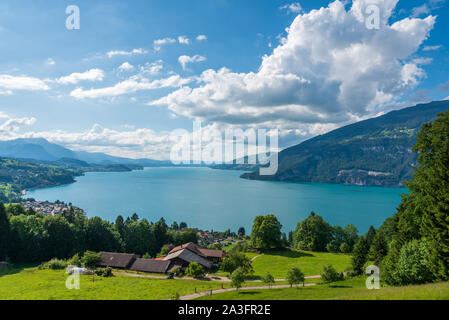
[0,0,448,159]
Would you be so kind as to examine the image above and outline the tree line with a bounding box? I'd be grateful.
[0,204,197,263]
[247,108,449,286]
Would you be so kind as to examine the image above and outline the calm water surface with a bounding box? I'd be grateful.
[27,167,407,233]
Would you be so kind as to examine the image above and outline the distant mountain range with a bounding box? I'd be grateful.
[241,100,449,187]
[0,137,172,167]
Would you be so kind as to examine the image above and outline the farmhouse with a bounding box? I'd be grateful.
[96,243,225,274]
[97,252,139,269]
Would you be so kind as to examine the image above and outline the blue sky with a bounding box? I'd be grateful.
[0,0,448,159]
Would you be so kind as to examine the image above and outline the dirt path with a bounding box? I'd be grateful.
[115,271,321,283]
[179,283,317,300]
[251,254,262,261]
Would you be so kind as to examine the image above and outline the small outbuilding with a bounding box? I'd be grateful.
[97,252,139,269]
[129,258,171,274]
[0,261,9,270]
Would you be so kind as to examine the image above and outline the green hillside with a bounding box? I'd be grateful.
[196,277,449,300]
[0,158,76,202]
[242,101,449,186]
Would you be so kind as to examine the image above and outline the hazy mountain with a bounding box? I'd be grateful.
[0,138,170,166]
[242,100,449,187]
[0,138,77,161]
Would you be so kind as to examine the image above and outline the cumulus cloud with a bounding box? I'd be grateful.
[153,38,176,51]
[55,69,105,84]
[280,2,303,14]
[139,60,163,75]
[70,74,192,99]
[178,35,190,44]
[196,35,207,41]
[1,123,175,160]
[0,74,50,92]
[106,48,148,58]
[178,55,206,70]
[0,116,36,135]
[118,62,134,71]
[149,0,436,137]
[423,45,441,51]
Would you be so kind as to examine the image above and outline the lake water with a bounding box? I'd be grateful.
[27,167,407,233]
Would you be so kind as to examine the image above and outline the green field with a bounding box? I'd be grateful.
[0,265,299,300]
[196,277,449,300]
[0,265,226,300]
[244,249,351,278]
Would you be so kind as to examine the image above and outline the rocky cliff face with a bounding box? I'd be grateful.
[241,101,449,187]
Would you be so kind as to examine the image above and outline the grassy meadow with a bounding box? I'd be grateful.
[216,248,351,279]
[196,277,449,300]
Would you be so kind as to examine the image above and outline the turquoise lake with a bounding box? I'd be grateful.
[27,167,408,233]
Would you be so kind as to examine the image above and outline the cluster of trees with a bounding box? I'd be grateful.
[250,214,286,250]
[0,158,76,202]
[378,109,449,285]
[349,109,449,286]
[293,212,359,253]
[0,203,198,263]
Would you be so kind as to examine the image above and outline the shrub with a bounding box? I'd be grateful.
[262,273,275,287]
[170,266,183,276]
[220,252,253,275]
[97,267,113,277]
[82,251,102,270]
[351,237,370,275]
[286,267,305,287]
[230,267,246,290]
[68,253,82,267]
[340,242,351,254]
[40,258,68,270]
[142,253,152,259]
[396,239,435,285]
[185,262,205,278]
[321,264,344,283]
[326,243,339,253]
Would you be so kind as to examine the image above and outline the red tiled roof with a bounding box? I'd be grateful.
[168,242,225,259]
[169,242,202,256]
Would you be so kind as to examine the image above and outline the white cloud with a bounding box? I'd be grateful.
[149,0,436,138]
[46,58,56,65]
[423,45,441,51]
[70,74,192,99]
[412,4,430,17]
[1,123,175,160]
[153,38,176,51]
[0,74,50,91]
[0,116,36,134]
[444,96,449,101]
[139,60,163,75]
[118,62,134,71]
[178,35,190,45]
[412,57,433,65]
[0,89,13,95]
[55,69,105,84]
[178,55,206,70]
[106,48,148,58]
[196,35,207,41]
[280,2,303,14]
